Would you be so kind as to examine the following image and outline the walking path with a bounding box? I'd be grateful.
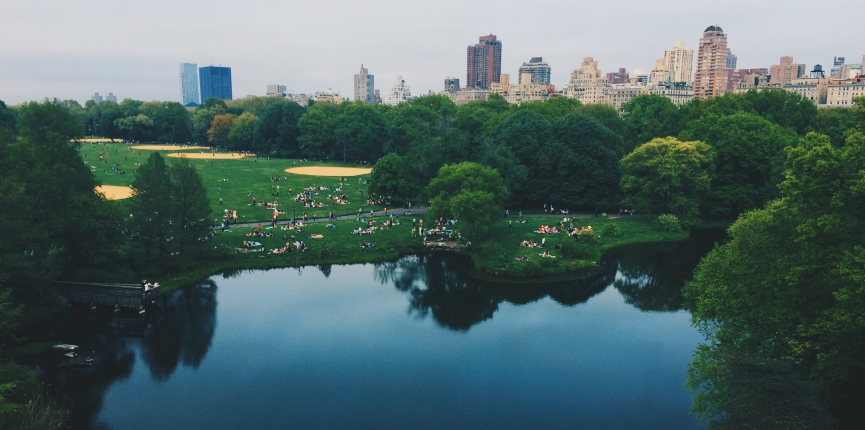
[214,208,643,231]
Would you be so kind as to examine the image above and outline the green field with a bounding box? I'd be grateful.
[80,143,393,224]
[471,215,689,276]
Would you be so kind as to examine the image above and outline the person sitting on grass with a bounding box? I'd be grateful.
[539,251,555,258]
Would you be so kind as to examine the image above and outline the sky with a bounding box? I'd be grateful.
[1,0,863,105]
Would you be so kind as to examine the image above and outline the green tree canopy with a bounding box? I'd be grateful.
[679,112,797,215]
[683,132,865,428]
[227,112,259,149]
[252,101,305,157]
[207,114,234,145]
[621,94,679,151]
[425,162,509,240]
[620,137,714,222]
[369,153,422,201]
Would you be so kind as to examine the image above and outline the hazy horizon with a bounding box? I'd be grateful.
[1,0,862,105]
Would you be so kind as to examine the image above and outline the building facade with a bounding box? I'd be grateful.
[450,88,490,105]
[199,66,232,101]
[353,65,375,104]
[313,89,343,104]
[784,76,829,105]
[266,85,287,96]
[385,76,411,106]
[467,34,502,89]
[563,57,610,104]
[444,77,460,94]
[91,92,102,103]
[106,92,116,103]
[518,57,551,84]
[180,63,200,107]
[664,41,694,83]
[726,68,769,92]
[769,56,806,86]
[693,26,728,98]
[648,82,694,105]
[607,68,629,84]
[725,48,737,69]
[826,77,865,106]
[490,73,552,104]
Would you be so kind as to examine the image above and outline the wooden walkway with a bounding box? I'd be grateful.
[53,281,161,313]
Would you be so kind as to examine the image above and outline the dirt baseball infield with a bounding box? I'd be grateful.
[95,185,134,200]
[284,166,372,176]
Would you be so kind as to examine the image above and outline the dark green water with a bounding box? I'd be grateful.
[39,232,721,429]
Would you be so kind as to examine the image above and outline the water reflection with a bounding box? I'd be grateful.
[39,281,217,429]
[39,230,722,429]
[376,229,724,331]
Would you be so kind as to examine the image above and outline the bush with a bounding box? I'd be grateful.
[654,214,683,232]
[474,240,507,266]
[602,223,622,238]
[575,230,600,244]
[560,240,594,260]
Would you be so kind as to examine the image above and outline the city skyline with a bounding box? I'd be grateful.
[1,0,862,104]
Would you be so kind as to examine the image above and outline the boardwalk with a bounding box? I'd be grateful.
[54,281,161,313]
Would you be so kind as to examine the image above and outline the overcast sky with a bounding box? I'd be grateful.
[1,0,862,105]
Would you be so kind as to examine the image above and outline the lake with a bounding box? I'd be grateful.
[39,232,722,429]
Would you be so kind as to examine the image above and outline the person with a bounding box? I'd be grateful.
[253,196,257,206]
[509,220,512,228]
[541,237,546,247]
[219,197,223,205]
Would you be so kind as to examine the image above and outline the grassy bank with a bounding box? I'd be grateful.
[469,216,689,277]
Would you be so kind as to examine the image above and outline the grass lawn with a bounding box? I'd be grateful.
[471,215,689,276]
[80,143,394,224]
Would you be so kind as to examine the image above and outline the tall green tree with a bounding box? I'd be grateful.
[679,112,797,215]
[227,112,259,150]
[684,132,865,428]
[130,152,172,258]
[621,94,678,151]
[425,162,509,240]
[169,160,211,255]
[252,101,305,157]
[207,114,234,145]
[369,153,422,201]
[620,137,714,223]
[140,101,193,143]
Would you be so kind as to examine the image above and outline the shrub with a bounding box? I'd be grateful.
[560,240,593,260]
[654,214,683,232]
[602,223,622,238]
[575,230,600,244]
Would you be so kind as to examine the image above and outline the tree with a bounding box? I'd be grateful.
[297,104,338,158]
[114,114,154,142]
[130,152,172,258]
[481,110,550,206]
[207,114,234,145]
[620,137,714,223]
[683,132,865,428]
[192,99,228,144]
[679,112,797,215]
[517,97,582,122]
[574,103,628,141]
[227,112,259,150]
[621,94,678,151]
[140,101,193,143]
[809,107,858,148]
[425,162,509,240]
[252,101,305,157]
[369,153,422,201]
[169,159,211,255]
[0,100,16,134]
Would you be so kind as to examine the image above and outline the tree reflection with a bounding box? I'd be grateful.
[39,280,218,428]
[612,229,724,312]
[377,230,723,331]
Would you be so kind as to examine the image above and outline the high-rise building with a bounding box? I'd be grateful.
[606,68,629,84]
[385,76,412,105]
[725,48,737,69]
[180,63,200,107]
[663,41,694,84]
[353,65,375,104]
[266,85,287,96]
[444,77,460,93]
[563,57,610,105]
[769,56,807,86]
[693,26,728,98]
[91,92,102,103]
[518,57,551,84]
[106,92,117,103]
[831,57,846,79]
[467,34,502,89]
[726,68,769,92]
[199,66,232,102]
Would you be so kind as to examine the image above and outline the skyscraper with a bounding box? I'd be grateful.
[91,92,102,103]
[199,66,232,102]
[106,92,117,103]
[180,63,200,107]
[725,48,737,69]
[466,34,502,89]
[693,25,728,98]
[385,76,411,106]
[354,65,375,104]
[518,57,551,85]
[663,41,694,84]
[444,77,460,93]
